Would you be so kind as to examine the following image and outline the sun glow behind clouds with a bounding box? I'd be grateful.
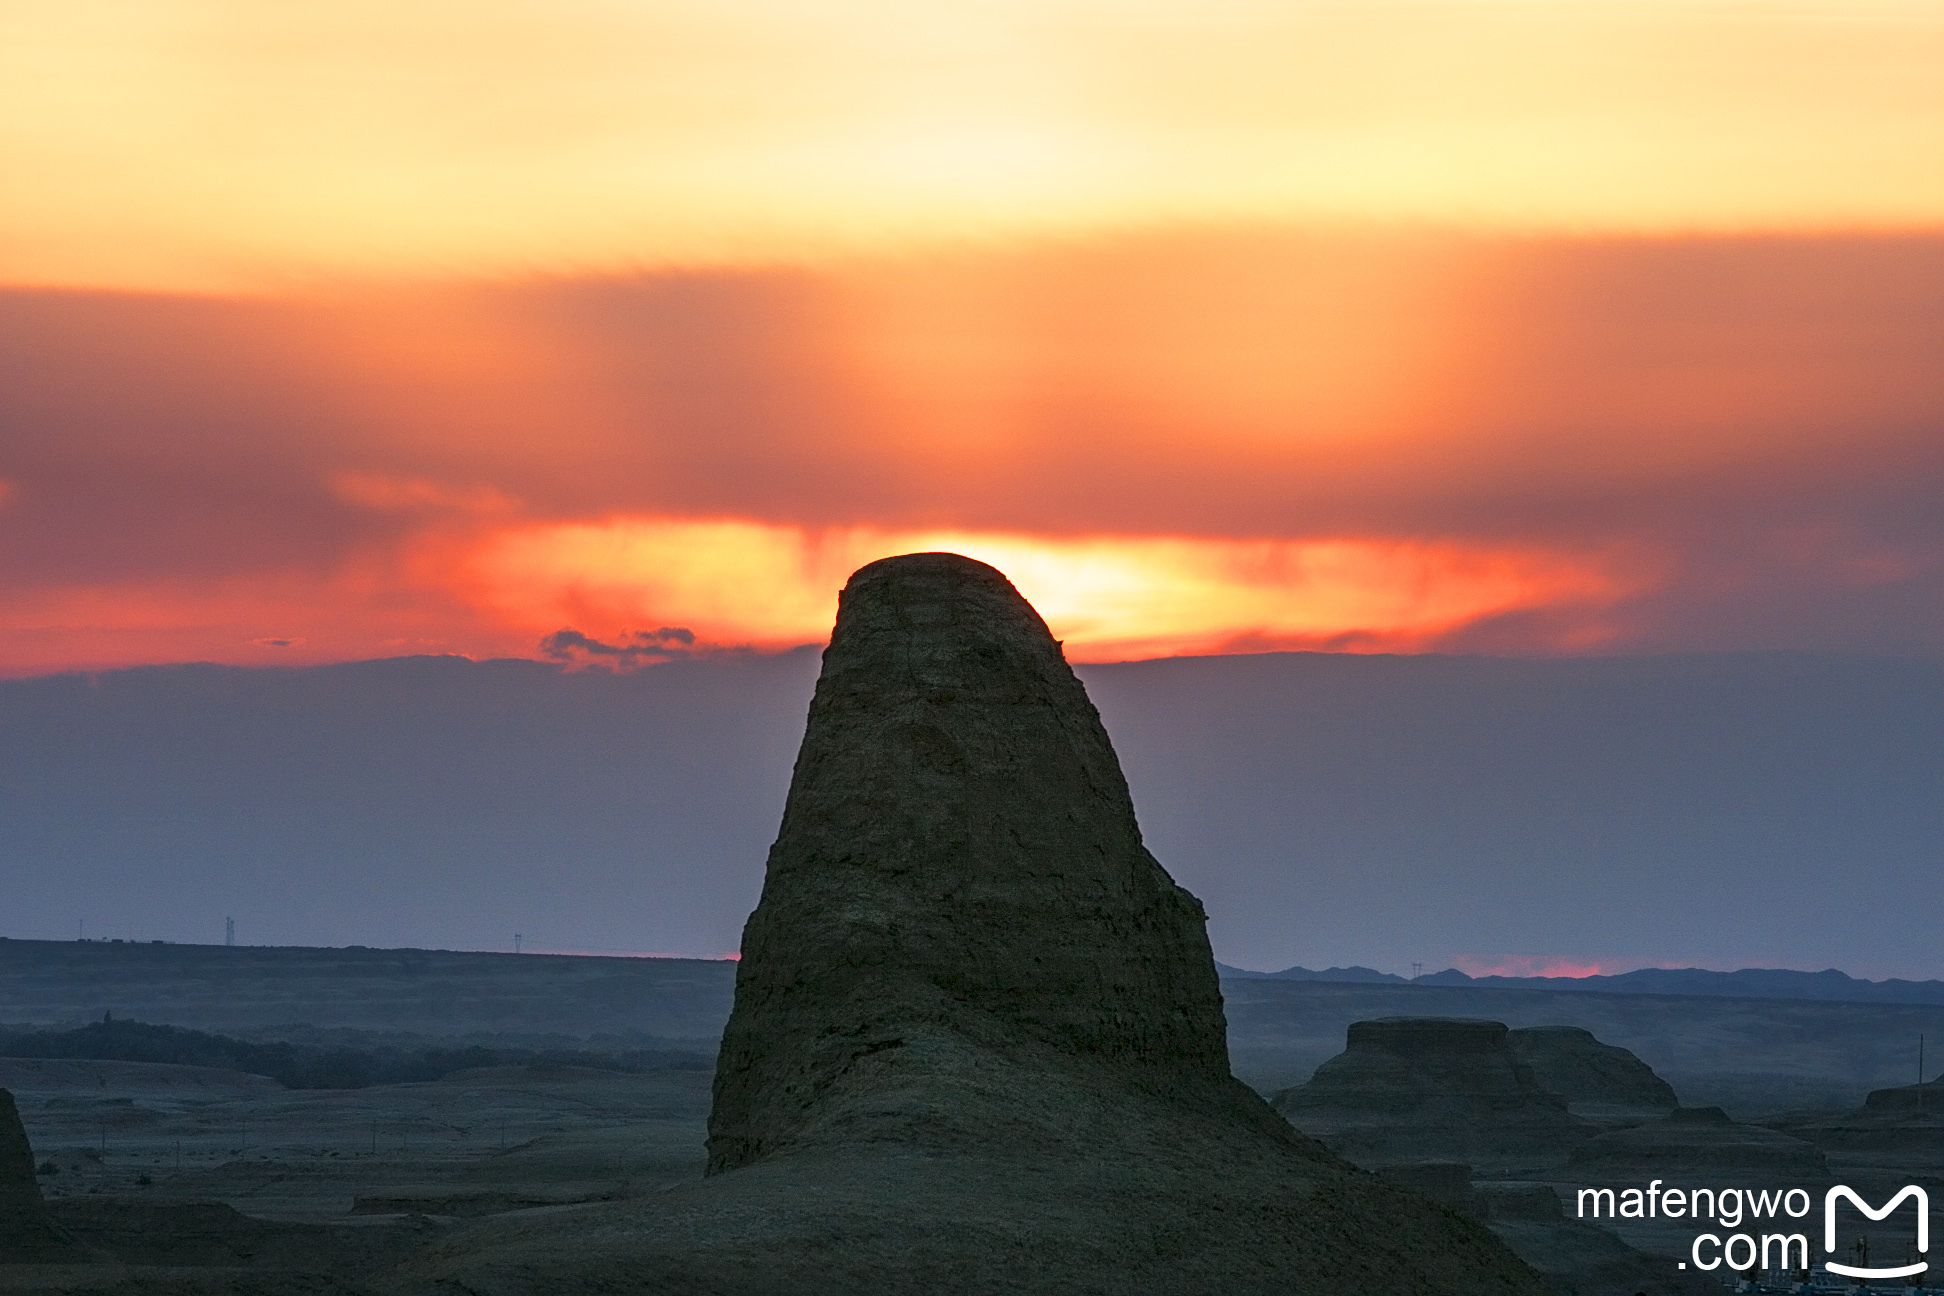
[454,518,1635,662]
[3,229,1939,676]
[0,516,1634,675]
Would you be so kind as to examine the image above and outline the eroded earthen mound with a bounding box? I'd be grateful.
[1864,1075,1944,1111]
[1567,1105,1828,1177]
[1776,1082,1944,1169]
[1,1086,85,1263]
[402,554,1544,1296]
[1507,1025,1679,1113]
[1273,1017,1589,1170]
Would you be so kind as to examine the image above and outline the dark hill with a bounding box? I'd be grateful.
[0,1018,707,1088]
[1506,1025,1678,1112]
[1272,1017,1587,1170]
[1413,965,1944,1006]
[0,937,734,1039]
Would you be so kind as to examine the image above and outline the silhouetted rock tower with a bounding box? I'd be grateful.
[710,552,1234,1170]
[1,1088,83,1262]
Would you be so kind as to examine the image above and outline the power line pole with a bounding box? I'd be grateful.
[225,917,234,947]
[514,933,522,954]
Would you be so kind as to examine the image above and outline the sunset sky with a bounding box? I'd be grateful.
[4,0,1942,674]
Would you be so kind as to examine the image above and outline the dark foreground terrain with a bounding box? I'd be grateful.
[9,937,1939,1113]
[4,938,1942,1292]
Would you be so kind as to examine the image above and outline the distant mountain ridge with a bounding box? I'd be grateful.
[1216,963,1408,984]
[1215,963,1944,1006]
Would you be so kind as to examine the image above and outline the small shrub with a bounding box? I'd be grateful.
[36,1160,57,1175]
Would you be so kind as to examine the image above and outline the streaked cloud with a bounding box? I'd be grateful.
[329,473,521,515]
[1,229,1938,675]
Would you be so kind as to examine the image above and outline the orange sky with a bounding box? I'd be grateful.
[6,1,1944,291]
[2,3,1941,674]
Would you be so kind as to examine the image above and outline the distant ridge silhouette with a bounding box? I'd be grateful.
[1217,962,1408,984]
[1218,963,1944,1006]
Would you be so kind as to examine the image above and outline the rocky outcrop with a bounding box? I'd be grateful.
[1567,1105,1827,1177]
[0,1086,84,1262]
[1273,1017,1589,1170]
[1772,1081,1944,1170]
[1863,1076,1944,1111]
[401,554,1544,1295]
[708,552,1233,1169]
[1507,1026,1678,1116]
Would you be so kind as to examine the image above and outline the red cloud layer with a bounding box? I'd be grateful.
[2,229,1939,675]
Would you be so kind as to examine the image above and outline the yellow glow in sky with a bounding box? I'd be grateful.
[453,517,1633,661]
[4,0,1942,291]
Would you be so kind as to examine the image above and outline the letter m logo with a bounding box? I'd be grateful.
[1826,1185,1929,1280]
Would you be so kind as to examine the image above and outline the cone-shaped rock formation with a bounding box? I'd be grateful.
[710,552,1232,1170]
[1,1087,84,1263]
[403,554,1543,1296]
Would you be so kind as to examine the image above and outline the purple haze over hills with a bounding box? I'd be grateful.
[1,649,1939,979]
[1215,962,1944,1007]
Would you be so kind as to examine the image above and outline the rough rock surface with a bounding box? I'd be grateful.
[1567,1105,1828,1177]
[1863,1075,1944,1111]
[709,552,1232,1168]
[1,1086,85,1262]
[400,554,1543,1295]
[1273,1017,1589,1170]
[1376,1161,1478,1214]
[1507,1026,1678,1115]
[1775,1082,1944,1170]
